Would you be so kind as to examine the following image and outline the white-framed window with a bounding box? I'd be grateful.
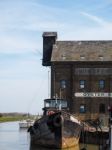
[80,80,85,89]
[99,80,105,89]
[79,104,86,113]
[60,79,67,89]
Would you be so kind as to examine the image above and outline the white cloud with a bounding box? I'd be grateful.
[0,35,41,53]
[0,58,43,80]
[21,22,65,31]
[80,12,106,26]
[0,79,48,113]
[0,1,67,53]
[0,1,66,32]
[80,11,112,29]
[58,11,112,40]
[60,26,112,40]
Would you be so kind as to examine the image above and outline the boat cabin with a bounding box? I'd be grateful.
[43,98,68,115]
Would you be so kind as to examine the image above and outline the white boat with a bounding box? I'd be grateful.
[19,119,34,128]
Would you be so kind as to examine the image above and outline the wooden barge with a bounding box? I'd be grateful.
[28,98,82,149]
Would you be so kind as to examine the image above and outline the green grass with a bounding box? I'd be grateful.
[0,116,33,123]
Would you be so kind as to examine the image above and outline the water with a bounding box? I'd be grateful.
[0,122,78,150]
[0,122,99,150]
[0,121,30,150]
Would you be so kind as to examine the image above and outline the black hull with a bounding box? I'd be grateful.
[28,111,82,149]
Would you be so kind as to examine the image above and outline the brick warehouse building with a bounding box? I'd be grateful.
[42,32,112,124]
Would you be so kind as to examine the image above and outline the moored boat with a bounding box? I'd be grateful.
[28,98,82,149]
[19,119,34,128]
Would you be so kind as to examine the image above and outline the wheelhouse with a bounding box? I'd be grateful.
[44,98,68,110]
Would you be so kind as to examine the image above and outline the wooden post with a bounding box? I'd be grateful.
[110,114,112,150]
[108,106,112,150]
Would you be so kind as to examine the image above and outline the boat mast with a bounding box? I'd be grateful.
[53,65,56,98]
[48,69,50,98]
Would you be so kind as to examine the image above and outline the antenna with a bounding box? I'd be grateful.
[55,93,58,109]
[48,69,50,98]
[33,49,42,56]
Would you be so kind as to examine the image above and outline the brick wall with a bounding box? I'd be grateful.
[51,62,112,121]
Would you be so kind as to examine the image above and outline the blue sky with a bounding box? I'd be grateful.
[1,0,112,114]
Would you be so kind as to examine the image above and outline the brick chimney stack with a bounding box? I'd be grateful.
[42,32,57,66]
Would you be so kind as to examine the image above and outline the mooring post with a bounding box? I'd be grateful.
[110,117,112,150]
[108,106,112,150]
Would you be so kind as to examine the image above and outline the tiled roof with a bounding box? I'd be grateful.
[51,41,112,61]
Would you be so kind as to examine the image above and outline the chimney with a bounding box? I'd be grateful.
[42,32,57,66]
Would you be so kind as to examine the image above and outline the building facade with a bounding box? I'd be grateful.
[42,32,112,123]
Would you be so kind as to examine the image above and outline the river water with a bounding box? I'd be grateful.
[0,122,78,150]
[0,121,99,150]
[0,121,30,150]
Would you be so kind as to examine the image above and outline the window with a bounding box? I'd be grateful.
[80,105,86,113]
[80,80,85,89]
[80,55,85,60]
[99,104,105,113]
[99,80,105,89]
[60,80,67,89]
[98,55,103,61]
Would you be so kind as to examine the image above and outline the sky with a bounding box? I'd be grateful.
[1,0,112,114]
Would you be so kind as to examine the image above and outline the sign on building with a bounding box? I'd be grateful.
[75,68,112,75]
[74,92,112,97]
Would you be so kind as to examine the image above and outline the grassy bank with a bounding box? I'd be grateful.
[0,116,34,123]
